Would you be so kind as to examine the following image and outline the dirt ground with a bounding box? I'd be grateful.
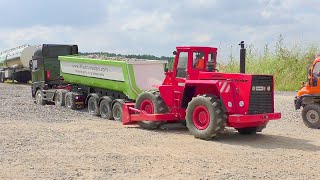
[0,83,319,179]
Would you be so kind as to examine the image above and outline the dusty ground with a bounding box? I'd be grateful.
[0,83,319,179]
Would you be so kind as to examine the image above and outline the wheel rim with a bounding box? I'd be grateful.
[113,105,121,121]
[101,103,109,116]
[140,100,154,114]
[89,100,96,113]
[36,92,42,104]
[66,95,71,107]
[306,110,319,124]
[192,105,210,130]
[56,94,60,103]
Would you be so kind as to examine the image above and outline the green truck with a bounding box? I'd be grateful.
[31,45,167,121]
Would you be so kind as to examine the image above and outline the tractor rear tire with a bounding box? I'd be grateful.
[302,104,320,129]
[55,90,67,107]
[135,91,168,130]
[100,98,113,120]
[35,90,46,106]
[88,96,100,116]
[186,95,226,140]
[65,92,77,110]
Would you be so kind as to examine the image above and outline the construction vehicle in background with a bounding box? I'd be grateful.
[295,55,320,129]
[0,45,37,83]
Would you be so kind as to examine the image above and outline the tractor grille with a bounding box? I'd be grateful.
[248,75,273,114]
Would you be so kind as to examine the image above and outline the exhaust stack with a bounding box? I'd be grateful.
[239,41,246,73]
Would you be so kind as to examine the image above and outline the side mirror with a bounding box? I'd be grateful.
[164,67,169,73]
[173,51,177,55]
[308,68,311,76]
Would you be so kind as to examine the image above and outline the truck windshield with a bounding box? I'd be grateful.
[313,62,320,74]
[42,46,77,58]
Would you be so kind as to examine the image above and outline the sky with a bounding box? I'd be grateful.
[0,0,319,60]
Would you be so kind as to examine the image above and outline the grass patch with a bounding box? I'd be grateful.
[222,35,319,91]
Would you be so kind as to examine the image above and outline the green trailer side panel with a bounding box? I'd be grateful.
[59,56,142,100]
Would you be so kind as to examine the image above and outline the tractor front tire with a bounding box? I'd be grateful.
[302,104,320,129]
[186,95,226,140]
[135,91,168,130]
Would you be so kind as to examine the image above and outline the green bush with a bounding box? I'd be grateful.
[223,35,319,91]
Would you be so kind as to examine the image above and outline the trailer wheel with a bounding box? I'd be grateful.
[55,90,67,106]
[100,99,113,120]
[302,104,320,129]
[112,101,123,121]
[135,91,168,130]
[65,92,77,110]
[186,95,226,140]
[88,96,100,116]
[35,90,46,106]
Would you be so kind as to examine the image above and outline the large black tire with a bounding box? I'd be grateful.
[302,104,320,129]
[112,101,124,121]
[88,96,100,116]
[65,92,77,110]
[100,98,114,120]
[55,90,67,107]
[186,95,226,140]
[35,90,46,105]
[135,91,168,130]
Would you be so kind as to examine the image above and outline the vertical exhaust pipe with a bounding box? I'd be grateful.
[239,41,246,73]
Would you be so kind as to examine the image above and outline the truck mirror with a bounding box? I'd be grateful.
[173,51,177,55]
[308,68,311,76]
[164,67,169,72]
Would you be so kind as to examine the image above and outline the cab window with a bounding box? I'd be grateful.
[193,51,205,70]
[176,52,188,78]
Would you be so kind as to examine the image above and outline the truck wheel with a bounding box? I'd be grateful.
[35,90,46,105]
[88,96,100,116]
[302,104,320,129]
[65,92,77,110]
[112,101,123,121]
[186,95,226,140]
[100,99,113,120]
[55,90,67,106]
[135,92,168,130]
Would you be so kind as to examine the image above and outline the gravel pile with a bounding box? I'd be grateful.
[77,54,152,62]
[0,83,319,179]
[0,83,90,122]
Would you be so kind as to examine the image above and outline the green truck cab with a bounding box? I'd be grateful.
[31,44,78,98]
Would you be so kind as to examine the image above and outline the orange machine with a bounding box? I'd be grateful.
[295,56,320,129]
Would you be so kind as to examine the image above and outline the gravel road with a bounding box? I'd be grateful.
[0,83,319,179]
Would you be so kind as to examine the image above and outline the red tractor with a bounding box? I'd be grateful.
[122,42,281,139]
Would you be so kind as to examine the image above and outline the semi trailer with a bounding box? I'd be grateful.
[0,45,37,83]
[32,42,281,139]
[32,49,167,121]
